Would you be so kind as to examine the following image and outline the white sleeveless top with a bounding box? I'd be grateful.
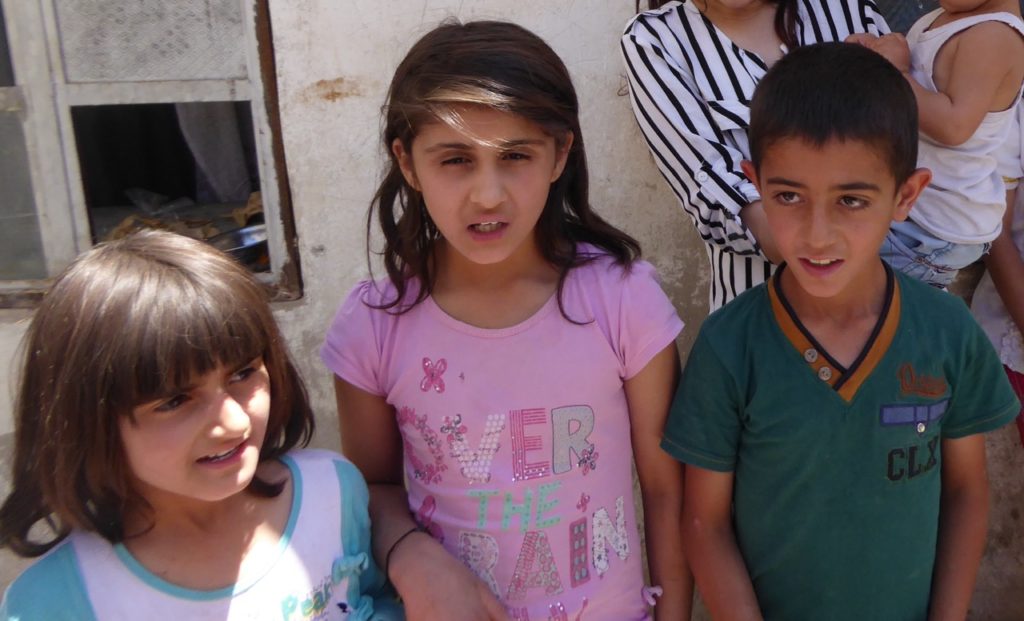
[908,9,1024,244]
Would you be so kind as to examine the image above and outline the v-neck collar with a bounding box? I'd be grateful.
[767,263,901,403]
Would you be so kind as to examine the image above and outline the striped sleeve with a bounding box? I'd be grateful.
[622,7,763,258]
[797,0,890,43]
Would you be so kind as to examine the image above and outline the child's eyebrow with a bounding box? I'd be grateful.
[832,182,881,192]
[765,177,881,192]
[423,141,474,152]
[422,138,546,152]
[765,177,805,187]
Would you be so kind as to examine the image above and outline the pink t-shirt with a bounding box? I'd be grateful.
[321,250,683,620]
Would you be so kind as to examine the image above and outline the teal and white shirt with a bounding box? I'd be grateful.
[1,450,402,621]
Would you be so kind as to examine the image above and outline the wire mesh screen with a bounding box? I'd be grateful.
[53,0,248,83]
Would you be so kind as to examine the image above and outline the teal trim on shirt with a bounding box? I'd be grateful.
[1,540,97,621]
[111,457,303,601]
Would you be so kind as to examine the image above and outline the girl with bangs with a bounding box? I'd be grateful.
[0,231,400,620]
[323,20,687,621]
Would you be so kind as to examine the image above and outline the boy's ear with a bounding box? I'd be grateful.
[740,160,759,187]
[550,131,575,183]
[392,138,420,191]
[892,167,931,222]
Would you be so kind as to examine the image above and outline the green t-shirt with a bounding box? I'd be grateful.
[663,265,1019,621]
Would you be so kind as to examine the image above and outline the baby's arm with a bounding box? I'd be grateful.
[683,466,763,620]
[983,192,1024,335]
[910,24,1024,146]
[334,377,510,621]
[928,434,990,621]
[625,344,692,621]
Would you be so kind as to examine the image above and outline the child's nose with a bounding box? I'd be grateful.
[210,394,250,436]
[469,164,507,209]
[805,205,834,246]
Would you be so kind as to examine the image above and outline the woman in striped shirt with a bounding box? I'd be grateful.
[622,1,890,310]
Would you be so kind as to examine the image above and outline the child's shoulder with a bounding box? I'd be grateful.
[699,279,771,336]
[570,244,657,287]
[341,277,418,312]
[2,538,95,620]
[281,448,365,486]
[895,270,974,324]
[567,245,673,310]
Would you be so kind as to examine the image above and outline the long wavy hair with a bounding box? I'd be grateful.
[641,0,800,50]
[0,231,315,556]
[369,20,640,316]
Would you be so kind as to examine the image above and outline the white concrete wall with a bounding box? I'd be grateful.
[2,2,1020,618]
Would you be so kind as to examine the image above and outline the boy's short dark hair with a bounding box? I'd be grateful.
[748,42,918,185]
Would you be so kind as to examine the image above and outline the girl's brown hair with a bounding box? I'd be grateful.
[370,20,640,316]
[0,230,314,556]
[641,1,800,50]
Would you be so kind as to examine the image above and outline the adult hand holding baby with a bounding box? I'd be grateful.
[846,32,911,73]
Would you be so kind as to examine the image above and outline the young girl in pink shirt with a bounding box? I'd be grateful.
[322,20,689,621]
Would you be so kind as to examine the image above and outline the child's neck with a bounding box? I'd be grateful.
[431,240,559,329]
[779,260,889,369]
[700,0,784,64]
[121,460,292,591]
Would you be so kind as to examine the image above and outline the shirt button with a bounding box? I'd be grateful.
[817,366,833,381]
[803,348,819,363]
[917,422,926,434]
[696,171,710,182]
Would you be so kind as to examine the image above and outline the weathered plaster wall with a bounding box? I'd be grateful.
[0,2,1020,618]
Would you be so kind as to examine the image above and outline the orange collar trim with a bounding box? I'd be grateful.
[767,264,901,403]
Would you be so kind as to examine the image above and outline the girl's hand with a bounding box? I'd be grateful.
[389,532,510,621]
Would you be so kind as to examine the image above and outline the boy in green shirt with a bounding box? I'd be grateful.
[663,42,1020,621]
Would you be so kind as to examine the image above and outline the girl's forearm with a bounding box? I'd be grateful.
[684,518,762,621]
[367,483,421,573]
[642,488,692,621]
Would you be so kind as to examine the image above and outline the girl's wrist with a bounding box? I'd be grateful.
[384,524,431,582]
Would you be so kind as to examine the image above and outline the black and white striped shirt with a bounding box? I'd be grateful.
[622,0,889,310]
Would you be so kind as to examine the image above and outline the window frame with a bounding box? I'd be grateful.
[0,0,301,308]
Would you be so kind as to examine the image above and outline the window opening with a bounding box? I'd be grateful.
[73,101,268,271]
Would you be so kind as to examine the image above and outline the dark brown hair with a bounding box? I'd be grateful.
[640,1,800,50]
[370,20,640,316]
[748,42,918,185]
[0,230,314,556]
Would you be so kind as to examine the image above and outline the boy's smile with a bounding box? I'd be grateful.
[742,137,929,310]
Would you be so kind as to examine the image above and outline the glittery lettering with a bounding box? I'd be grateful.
[506,531,564,602]
[458,531,501,596]
[551,405,595,475]
[510,408,551,481]
[445,413,505,484]
[592,496,629,576]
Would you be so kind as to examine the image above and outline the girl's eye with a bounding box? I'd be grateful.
[502,151,529,161]
[230,359,263,383]
[231,366,256,383]
[441,156,469,166]
[839,196,868,209]
[155,393,189,412]
[775,191,801,204]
